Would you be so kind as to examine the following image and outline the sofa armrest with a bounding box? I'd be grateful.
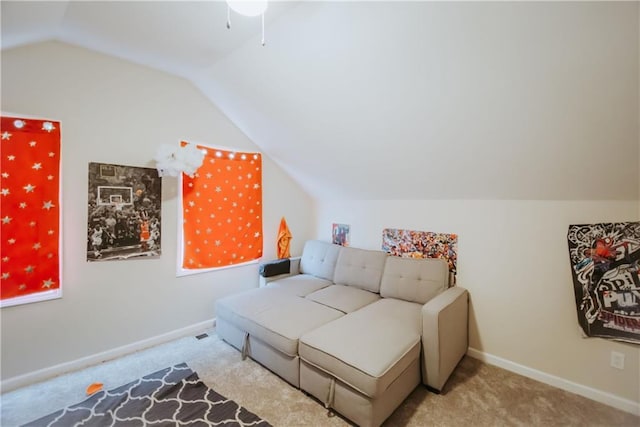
[258,256,301,287]
[421,286,469,391]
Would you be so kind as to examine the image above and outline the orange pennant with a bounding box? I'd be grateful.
[277,217,292,259]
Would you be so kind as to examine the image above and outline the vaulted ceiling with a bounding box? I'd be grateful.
[2,1,639,201]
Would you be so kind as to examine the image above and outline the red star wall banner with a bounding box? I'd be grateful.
[181,143,263,270]
[1,116,61,306]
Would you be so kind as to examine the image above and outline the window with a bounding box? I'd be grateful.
[178,143,262,275]
[1,116,62,307]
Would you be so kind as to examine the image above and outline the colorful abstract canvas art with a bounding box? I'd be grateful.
[381,228,458,281]
[567,222,640,344]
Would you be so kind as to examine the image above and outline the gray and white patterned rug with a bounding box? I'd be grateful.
[22,363,271,426]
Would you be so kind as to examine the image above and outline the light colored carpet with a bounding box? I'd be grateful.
[2,329,638,426]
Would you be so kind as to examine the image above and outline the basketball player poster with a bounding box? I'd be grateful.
[87,162,161,261]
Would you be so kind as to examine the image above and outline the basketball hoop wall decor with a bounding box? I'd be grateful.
[87,162,162,261]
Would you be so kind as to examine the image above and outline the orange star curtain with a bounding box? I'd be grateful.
[182,144,263,269]
[1,116,61,304]
[277,216,292,259]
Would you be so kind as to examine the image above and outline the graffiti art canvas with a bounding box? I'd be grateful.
[567,222,640,344]
[87,162,161,261]
[382,228,458,282]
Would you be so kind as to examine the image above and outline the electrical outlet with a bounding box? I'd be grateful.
[610,351,625,370]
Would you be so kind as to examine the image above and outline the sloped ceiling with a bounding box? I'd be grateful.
[2,1,639,200]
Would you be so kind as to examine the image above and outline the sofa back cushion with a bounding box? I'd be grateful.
[333,246,388,293]
[380,256,449,304]
[299,240,342,281]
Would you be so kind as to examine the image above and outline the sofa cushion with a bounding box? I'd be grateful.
[265,274,332,296]
[299,298,422,398]
[216,288,343,357]
[380,256,449,304]
[299,240,342,281]
[333,246,388,293]
[305,285,380,314]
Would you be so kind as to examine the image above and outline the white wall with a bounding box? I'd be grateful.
[305,1,640,412]
[0,41,315,381]
[316,200,640,407]
[201,1,639,201]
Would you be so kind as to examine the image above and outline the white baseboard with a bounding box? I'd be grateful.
[1,318,216,393]
[466,347,640,416]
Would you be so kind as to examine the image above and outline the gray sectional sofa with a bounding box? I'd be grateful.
[215,240,469,427]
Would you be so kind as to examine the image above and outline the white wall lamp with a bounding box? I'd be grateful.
[226,0,268,46]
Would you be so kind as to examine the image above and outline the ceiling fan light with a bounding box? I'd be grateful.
[227,0,268,17]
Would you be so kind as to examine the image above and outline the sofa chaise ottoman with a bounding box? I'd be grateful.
[215,240,469,427]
